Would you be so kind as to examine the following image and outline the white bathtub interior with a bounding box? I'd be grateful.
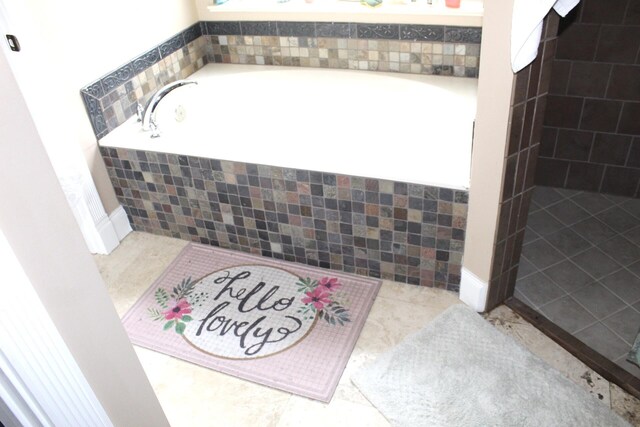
[100,63,478,190]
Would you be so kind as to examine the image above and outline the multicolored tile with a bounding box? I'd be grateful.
[100,147,468,291]
[81,21,480,139]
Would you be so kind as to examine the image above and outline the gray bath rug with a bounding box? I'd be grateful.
[351,304,628,427]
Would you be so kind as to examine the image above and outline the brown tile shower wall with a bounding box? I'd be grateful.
[81,22,481,140]
[536,0,640,198]
[484,13,559,310]
[99,147,468,291]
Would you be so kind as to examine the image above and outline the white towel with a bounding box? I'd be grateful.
[511,0,580,72]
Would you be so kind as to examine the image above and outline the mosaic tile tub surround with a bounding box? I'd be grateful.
[100,147,468,291]
[204,21,481,78]
[81,21,481,139]
[81,23,208,139]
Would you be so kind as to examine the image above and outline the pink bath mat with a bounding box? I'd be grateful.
[122,243,381,402]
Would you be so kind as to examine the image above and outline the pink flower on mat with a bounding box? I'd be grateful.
[318,277,341,293]
[164,299,192,320]
[302,287,331,311]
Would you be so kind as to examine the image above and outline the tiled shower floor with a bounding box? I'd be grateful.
[516,186,640,377]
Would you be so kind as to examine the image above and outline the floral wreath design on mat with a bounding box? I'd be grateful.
[147,277,209,335]
[147,273,350,335]
[297,277,351,326]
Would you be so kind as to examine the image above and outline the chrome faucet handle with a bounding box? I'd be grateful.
[149,120,160,139]
[136,103,144,122]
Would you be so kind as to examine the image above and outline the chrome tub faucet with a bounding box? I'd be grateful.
[138,79,198,137]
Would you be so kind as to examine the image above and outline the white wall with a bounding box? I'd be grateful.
[460,0,515,310]
[195,0,484,25]
[3,0,199,213]
[0,36,170,427]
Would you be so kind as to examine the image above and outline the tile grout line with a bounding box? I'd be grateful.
[518,187,640,376]
[598,266,640,305]
[599,309,640,348]
[517,187,639,314]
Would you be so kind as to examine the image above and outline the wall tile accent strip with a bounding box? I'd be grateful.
[81,21,481,139]
[485,13,559,310]
[535,1,640,198]
[205,34,479,76]
[203,21,481,42]
[203,21,481,78]
[99,147,468,292]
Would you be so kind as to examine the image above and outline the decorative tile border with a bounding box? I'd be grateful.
[80,21,481,140]
[100,147,468,291]
[80,23,207,139]
[203,21,482,43]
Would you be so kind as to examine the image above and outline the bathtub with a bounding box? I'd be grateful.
[100,63,477,190]
[99,63,476,290]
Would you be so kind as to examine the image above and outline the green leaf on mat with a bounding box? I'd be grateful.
[155,288,170,309]
[173,276,196,300]
[175,321,186,335]
[296,277,317,292]
[148,307,164,321]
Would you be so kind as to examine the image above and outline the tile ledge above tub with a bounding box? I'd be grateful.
[198,0,484,27]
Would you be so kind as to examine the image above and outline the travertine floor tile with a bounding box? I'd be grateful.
[275,396,390,427]
[611,383,640,426]
[95,232,640,426]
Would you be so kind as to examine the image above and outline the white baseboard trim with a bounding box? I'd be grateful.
[109,206,132,241]
[459,267,488,312]
[81,206,130,255]
[95,216,119,255]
